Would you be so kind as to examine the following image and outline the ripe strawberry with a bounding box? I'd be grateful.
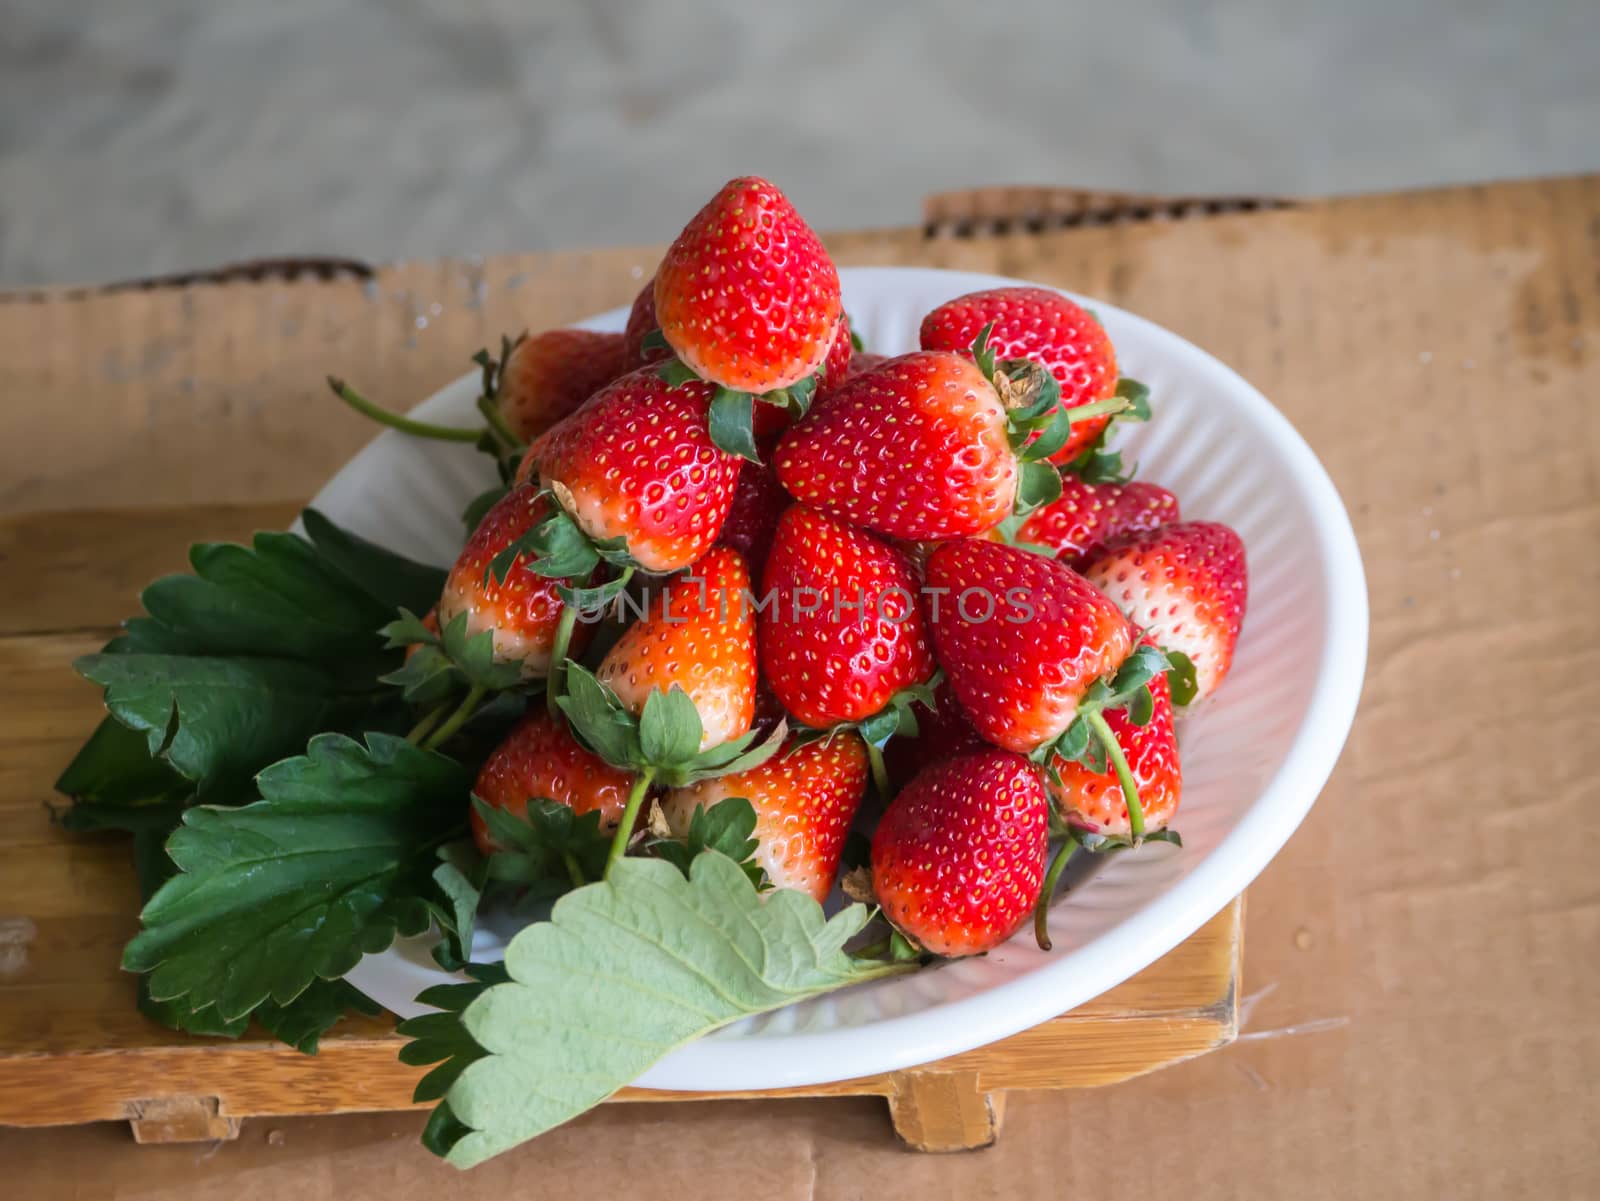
[534,367,742,573]
[621,277,672,368]
[881,674,987,790]
[871,748,1049,956]
[597,546,756,750]
[654,176,842,393]
[716,458,788,579]
[472,710,636,853]
[497,328,631,443]
[1018,477,1181,569]
[662,732,869,901]
[775,351,1017,539]
[1084,521,1247,701]
[921,286,1119,462]
[924,538,1133,753]
[1049,640,1180,836]
[819,311,855,389]
[436,485,591,677]
[758,505,934,728]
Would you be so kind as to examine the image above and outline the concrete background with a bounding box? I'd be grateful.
[2,0,1596,286]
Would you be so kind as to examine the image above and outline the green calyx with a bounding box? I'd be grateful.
[647,796,769,891]
[380,609,527,708]
[483,488,639,589]
[1026,642,1172,842]
[557,664,788,791]
[1058,377,1152,484]
[793,672,944,799]
[473,795,612,897]
[658,358,821,464]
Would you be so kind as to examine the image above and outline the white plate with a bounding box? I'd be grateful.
[333,266,1367,1091]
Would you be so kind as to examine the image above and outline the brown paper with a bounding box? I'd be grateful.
[2,175,1597,1198]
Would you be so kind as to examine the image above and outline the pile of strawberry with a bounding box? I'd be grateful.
[344,176,1249,958]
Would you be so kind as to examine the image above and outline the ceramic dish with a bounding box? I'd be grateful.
[328,266,1368,1091]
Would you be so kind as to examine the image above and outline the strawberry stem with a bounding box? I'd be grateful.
[866,742,891,800]
[327,376,483,443]
[1033,835,1080,951]
[421,683,487,751]
[1059,395,1131,426]
[562,849,586,889]
[606,767,657,877]
[475,391,524,452]
[404,700,450,745]
[1084,709,1146,839]
[545,603,581,722]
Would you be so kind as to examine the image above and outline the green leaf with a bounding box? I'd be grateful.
[556,664,642,768]
[55,716,191,808]
[432,854,901,1166]
[1115,377,1152,422]
[638,686,705,768]
[397,962,512,1103]
[1127,684,1156,727]
[430,840,489,971]
[1107,643,1171,706]
[255,978,384,1055]
[970,321,998,380]
[1165,651,1199,707]
[380,608,441,650]
[707,389,761,463]
[1014,461,1064,516]
[75,653,381,800]
[138,983,251,1039]
[300,508,448,616]
[639,328,670,355]
[379,642,464,706]
[650,797,765,888]
[442,613,526,692]
[1022,406,1077,462]
[123,732,471,1021]
[665,718,788,787]
[474,797,610,893]
[658,359,701,389]
[518,506,602,581]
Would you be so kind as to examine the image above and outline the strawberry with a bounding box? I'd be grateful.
[716,458,789,578]
[754,524,932,758]
[621,277,672,369]
[759,506,934,732]
[533,366,742,573]
[471,710,636,853]
[776,351,1016,539]
[923,538,1133,753]
[871,748,1049,956]
[661,732,869,902]
[1083,521,1247,702]
[1048,639,1181,837]
[819,311,856,390]
[497,328,631,443]
[436,485,591,678]
[881,673,987,790]
[921,286,1121,463]
[1017,477,1181,569]
[775,346,1127,541]
[597,546,757,751]
[653,176,842,394]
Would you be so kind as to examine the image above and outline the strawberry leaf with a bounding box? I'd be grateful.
[557,664,643,767]
[1014,460,1064,516]
[56,716,191,809]
[475,797,611,891]
[1106,643,1171,707]
[639,685,705,768]
[1165,651,1199,707]
[427,854,903,1167]
[649,796,767,889]
[299,508,448,617]
[254,978,384,1055]
[429,840,488,971]
[1115,377,1152,422]
[639,328,670,355]
[397,962,512,1104]
[658,359,701,389]
[123,732,470,1022]
[707,388,761,463]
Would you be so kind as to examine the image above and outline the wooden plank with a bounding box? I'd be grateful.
[0,899,1237,1129]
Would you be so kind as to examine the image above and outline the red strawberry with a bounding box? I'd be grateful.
[534,367,742,573]
[775,351,1017,539]
[497,328,631,443]
[819,311,855,389]
[436,485,591,677]
[1018,477,1181,569]
[1049,640,1180,836]
[871,748,1049,956]
[1084,521,1247,701]
[758,506,935,728]
[621,277,672,368]
[661,732,869,901]
[654,177,842,393]
[472,710,636,853]
[716,458,788,578]
[924,538,1133,753]
[597,546,756,750]
[881,674,988,790]
[921,286,1119,462]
